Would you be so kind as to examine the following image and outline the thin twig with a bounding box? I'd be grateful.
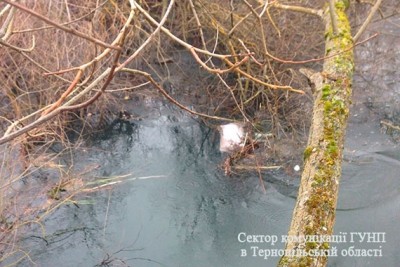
[0,2,12,18]
[223,58,304,93]
[0,0,179,144]
[0,0,136,144]
[233,165,281,170]
[12,0,109,34]
[132,1,235,59]
[188,0,206,49]
[121,68,235,122]
[134,1,295,92]
[1,0,120,50]
[0,5,15,40]
[271,2,323,17]
[250,136,266,193]
[354,0,383,42]
[329,0,339,35]
[189,47,249,74]
[266,4,281,37]
[104,82,151,92]
[0,35,35,52]
[189,1,250,121]
[0,38,71,82]
[229,12,251,36]
[381,120,400,131]
[41,70,84,116]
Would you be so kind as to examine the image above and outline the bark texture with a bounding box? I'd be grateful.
[278,1,354,266]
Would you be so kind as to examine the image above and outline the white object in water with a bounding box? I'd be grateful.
[294,165,301,172]
[218,123,245,152]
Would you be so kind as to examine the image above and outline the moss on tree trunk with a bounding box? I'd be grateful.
[278,1,354,266]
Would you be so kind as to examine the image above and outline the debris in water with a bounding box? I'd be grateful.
[294,165,301,172]
[218,123,245,153]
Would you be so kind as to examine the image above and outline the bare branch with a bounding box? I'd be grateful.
[189,47,249,74]
[135,1,301,92]
[329,0,339,35]
[0,2,12,17]
[0,0,176,144]
[381,120,400,131]
[223,58,305,93]
[0,35,35,52]
[41,70,84,116]
[188,0,207,49]
[271,2,323,17]
[0,37,70,82]
[0,5,15,40]
[12,0,109,34]
[0,38,124,146]
[1,0,121,50]
[121,68,235,122]
[132,1,234,59]
[354,0,384,42]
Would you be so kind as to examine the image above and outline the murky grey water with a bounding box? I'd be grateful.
[10,12,400,267]
[13,98,399,267]
[15,102,296,267]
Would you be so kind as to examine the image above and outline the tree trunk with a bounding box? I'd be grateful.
[278,1,354,266]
